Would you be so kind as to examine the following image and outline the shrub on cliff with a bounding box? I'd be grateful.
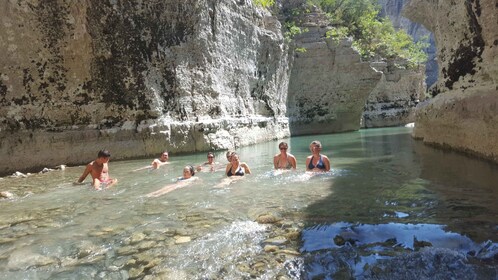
[316,0,429,68]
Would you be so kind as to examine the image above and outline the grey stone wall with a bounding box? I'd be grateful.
[0,0,291,175]
[405,0,498,163]
[286,25,381,135]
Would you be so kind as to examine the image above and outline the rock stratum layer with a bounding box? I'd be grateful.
[287,23,381,135]
[404,0,498,162]
[0,1,290,175]
[362,60,426,128]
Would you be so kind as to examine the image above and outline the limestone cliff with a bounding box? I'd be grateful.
[286,14,382,135]
[362,60,426,128]
[404,0,498,162]
[0,0,290,175]
[377,0,438,88]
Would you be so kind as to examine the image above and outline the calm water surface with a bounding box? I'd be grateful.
[0,127,497,279]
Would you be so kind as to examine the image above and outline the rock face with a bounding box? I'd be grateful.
[0,1,290,175]
[377,0,438,88]
[404,0,498,162]
[362,60,426,128]
[286,23,381,135]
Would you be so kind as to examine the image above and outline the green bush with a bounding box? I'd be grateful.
[253,0,275,8]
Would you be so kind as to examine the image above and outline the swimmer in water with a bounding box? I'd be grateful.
[305,140,330,172]
[77,149,118,190]
[146,165,198,197]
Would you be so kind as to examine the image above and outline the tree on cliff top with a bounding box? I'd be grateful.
[254,0,428,68]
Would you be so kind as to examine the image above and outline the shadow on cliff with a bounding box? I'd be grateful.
[300,129,498,242]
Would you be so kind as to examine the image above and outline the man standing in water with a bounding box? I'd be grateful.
[77,149,118,190]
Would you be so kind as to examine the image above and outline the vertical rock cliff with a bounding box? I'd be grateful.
[0,0,290,175]
[404,0,498,162]
[377,0,438,88]
[286,13,382,135]
[362,60,426,128]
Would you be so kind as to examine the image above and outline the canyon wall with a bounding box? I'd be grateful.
[378,0,438,88]
[286,14,382,135]
[0,0,290,175]
[404,0,498,162]
[362,60,425,128]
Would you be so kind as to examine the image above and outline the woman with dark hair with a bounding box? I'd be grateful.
[146,165,198,197]
[273,142,297,170]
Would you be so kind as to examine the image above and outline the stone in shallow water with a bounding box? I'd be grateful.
[174,236,191,244]
[256,213,281,224]
[7,250,57,270]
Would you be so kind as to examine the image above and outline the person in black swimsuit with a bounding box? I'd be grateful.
[226,153,251,176]
[273,142,297,170]
[306,140,331,172]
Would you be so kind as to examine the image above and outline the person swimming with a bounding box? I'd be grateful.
[226,153,251,177]
[273,142,297,170]
[146,165,198,197]
[305,140,331,172]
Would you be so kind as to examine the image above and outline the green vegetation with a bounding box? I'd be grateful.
[252,0,427,67]
[253,0,275,8]
[315,0,428,67]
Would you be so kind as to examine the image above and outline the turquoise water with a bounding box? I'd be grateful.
[0,127,496,279]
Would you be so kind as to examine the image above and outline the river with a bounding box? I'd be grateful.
[0,127,496,279]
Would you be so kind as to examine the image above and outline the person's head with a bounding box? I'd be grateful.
[207,152,215,163]
[160,151,169,162]
[183,165,195,179]
[230,152,240,163]
[226,150,234,162]
[97,150,111,163]
[310,140,322,153]
[278,142,289,153]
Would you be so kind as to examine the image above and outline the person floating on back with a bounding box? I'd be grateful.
[306,140,331,172]
[133,151,170,171]
[273,142,297,170]
[151,151,170,169]
[146,165,198,197]
[77,149,118,190]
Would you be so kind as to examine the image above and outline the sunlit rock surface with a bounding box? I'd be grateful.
[0,1,290,175]
[377,0,438,88]
[362,60,426,128]
[287,23,381,135]
[405,0,498,163]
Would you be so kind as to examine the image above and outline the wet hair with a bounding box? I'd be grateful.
[230,152,239,160]
[98,149,111,158]
[186,165,195,176]
[310,140,322,148]
[207,152,215,158]
[279,142,288,149]
[161,151,169,156]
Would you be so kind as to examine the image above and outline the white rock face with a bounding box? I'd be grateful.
[362,60,426,128]
[0,1,291,175]
[287,27,382,135]
[404,0,498,163]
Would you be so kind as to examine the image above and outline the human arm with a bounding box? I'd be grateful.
[77,164,92,183]
[323,155,331,171]
[305,156,312,171]
[273,155,279,169]
[290,155,297,169]
[241,163,251,174]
